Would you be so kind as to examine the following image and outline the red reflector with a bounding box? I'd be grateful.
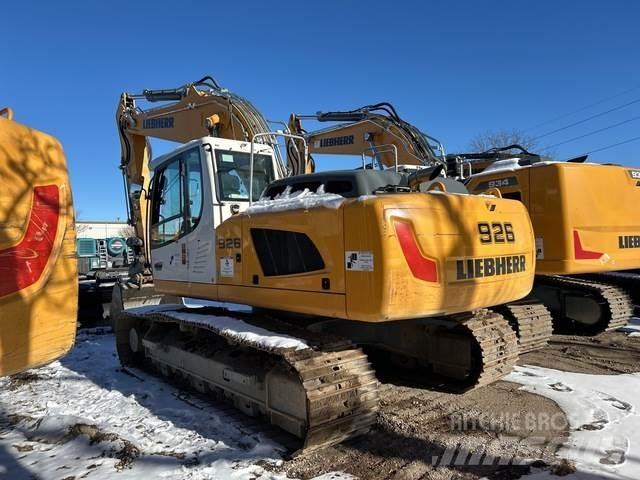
[573,230,603,260]
[0,185,60,297]
[394,219,438,282]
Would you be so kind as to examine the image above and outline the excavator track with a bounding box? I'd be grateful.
[114,305,379,455]
[534,275,633,334]
[306,309,520,391]
[581,272,640,316]
[491,299,554,353]
[457,309,520,388]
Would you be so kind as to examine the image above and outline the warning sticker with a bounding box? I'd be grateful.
[535,238,544,260]
[220,256,235,277]
[345,251,374,271]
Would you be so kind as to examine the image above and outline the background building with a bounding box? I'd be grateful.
[76,220,132,240]
[75,220,134,273]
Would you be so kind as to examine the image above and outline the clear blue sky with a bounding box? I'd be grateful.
[2,1,639,220]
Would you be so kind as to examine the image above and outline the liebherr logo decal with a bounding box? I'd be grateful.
[448,255,527,281]
[314,135,355,148]
[619,235,640,249]
[143,117,175,129]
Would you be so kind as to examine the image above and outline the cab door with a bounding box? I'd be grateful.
[183,147,216,284]
[149,156,189,283]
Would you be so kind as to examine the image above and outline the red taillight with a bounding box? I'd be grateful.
[0,185,60,297]
[393,219,438,282]
[573,230,603,260]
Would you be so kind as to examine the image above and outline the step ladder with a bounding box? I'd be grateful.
[97,239,108,269]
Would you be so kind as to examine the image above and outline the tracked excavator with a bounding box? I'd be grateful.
[460,146,638,334]
[286,105,554,353]
[112,79,537,453]
[0,108,77,376]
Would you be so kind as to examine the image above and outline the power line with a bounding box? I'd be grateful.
[526,83,640,132]
[531,97,640,141]
[541,115,640,150]
[569,135,640,158]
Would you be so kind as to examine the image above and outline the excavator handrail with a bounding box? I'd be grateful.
[361,144,398,172]
[482,187,503,198]
[426,181,447,193]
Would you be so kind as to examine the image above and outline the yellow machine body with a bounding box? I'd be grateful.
[466,162,640,275]
[155,191,535,322]
[0,111,77,376]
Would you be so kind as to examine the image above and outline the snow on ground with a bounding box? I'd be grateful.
[618,317,640,337]
[508,365,640,480]
[127,304,310,351]
[0,332,317,480]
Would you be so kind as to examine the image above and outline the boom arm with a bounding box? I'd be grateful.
[116,76,285,278]
[286,102,445,176]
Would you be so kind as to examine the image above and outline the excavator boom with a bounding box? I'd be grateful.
[286,102,446,175]
[117,76,285,263]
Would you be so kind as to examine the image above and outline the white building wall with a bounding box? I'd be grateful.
[76,222,129,240]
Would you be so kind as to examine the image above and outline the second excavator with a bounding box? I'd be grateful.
[112,78,539,453]
[460,146,638,334]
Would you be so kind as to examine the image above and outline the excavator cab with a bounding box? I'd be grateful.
[145,137,279,292]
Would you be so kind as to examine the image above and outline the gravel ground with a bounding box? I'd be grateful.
[272,330,640,480]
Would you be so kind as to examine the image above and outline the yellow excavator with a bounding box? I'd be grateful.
[286,104,554,353]
[459,146,638,334]
[112,78,538,452]
[0,108,77,376]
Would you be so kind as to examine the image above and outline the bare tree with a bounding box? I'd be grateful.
[118,225,136,239]
[75,223,90,236]
[468,129,542,154]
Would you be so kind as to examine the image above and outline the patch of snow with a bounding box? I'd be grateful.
[0,333,297,480]
[312,473,358,480]
[470,159,560,178]
[247,186,344,215]
[125,303,187,315]
[482,157,523,173]
[618,317,640,336]
[126,305,309,351]
[181,297,253,313]
[508,365,640,480]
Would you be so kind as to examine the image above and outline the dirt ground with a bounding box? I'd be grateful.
[525,330,640,375]
[271,331,640,480]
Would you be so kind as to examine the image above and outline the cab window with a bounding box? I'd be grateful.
[215,150,275,201]
[185,148,203,230]
[150,147,203,247]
